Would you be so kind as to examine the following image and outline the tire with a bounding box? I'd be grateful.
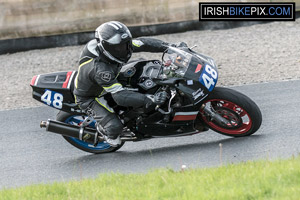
[56,111,124,154]
[199,87,262,137]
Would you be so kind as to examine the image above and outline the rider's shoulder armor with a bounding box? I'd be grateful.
[79,39,99,65]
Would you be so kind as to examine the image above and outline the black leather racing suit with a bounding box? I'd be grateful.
[74,37,171,139]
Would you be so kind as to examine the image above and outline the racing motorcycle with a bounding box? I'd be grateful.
[30,46,262,154]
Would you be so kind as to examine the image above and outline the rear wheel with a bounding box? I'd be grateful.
[56,111,124,154]
[199,87,262,137]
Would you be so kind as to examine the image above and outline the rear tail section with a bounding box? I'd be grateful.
[30,71,82,113]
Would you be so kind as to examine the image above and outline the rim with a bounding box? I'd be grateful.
[200,99,252,135]
[65,116,111,150]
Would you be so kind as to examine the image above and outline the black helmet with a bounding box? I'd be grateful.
[95,21,133,64]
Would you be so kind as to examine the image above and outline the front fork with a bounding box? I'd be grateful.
[201,104,230,126]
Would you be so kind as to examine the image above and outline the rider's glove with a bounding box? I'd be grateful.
[145,91,168,111]
[169,42,188,48]
[177,42,188,48]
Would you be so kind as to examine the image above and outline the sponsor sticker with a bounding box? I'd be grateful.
[195,64,202,73]
[100,71,112,82]
[145,79,154,88]
[187,80,193,85]
[192,88,205,100]
[132,39,144,47]
[121,33,129,39]
[125,67,136,77]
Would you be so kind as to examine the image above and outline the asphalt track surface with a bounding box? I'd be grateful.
[1,80,300,189]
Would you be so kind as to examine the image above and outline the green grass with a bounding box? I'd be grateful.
[1,157,300,200]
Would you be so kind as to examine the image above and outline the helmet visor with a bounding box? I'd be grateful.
[103,40,133,62]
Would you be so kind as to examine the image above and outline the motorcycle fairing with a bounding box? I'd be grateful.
[183,56,218,103]
[162,47,219,105]
[30,71,81,113]
[137,121,198,137]
[137,101,201,136]
[136,111,198,137]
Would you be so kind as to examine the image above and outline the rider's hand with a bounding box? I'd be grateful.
[153,91,168,105]
[177,42,188,48]
[170,42,188,48]
[145,91,168,111]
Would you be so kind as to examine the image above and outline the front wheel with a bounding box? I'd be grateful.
[199,87,262,137]
[56,111,124,154]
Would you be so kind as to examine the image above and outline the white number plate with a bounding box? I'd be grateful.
[199,64,218,91]
[41,90,64,109]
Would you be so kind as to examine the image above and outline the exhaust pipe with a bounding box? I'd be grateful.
[40,120,101,145]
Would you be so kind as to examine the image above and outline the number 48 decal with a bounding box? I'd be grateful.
[199,65,218,92]
[41,90,64,109]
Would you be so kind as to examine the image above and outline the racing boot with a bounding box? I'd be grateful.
[104,135,122,147]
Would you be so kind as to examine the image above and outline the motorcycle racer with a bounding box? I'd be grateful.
[74,21,172,147]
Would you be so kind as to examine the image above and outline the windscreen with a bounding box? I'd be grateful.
[162,47,193,78]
